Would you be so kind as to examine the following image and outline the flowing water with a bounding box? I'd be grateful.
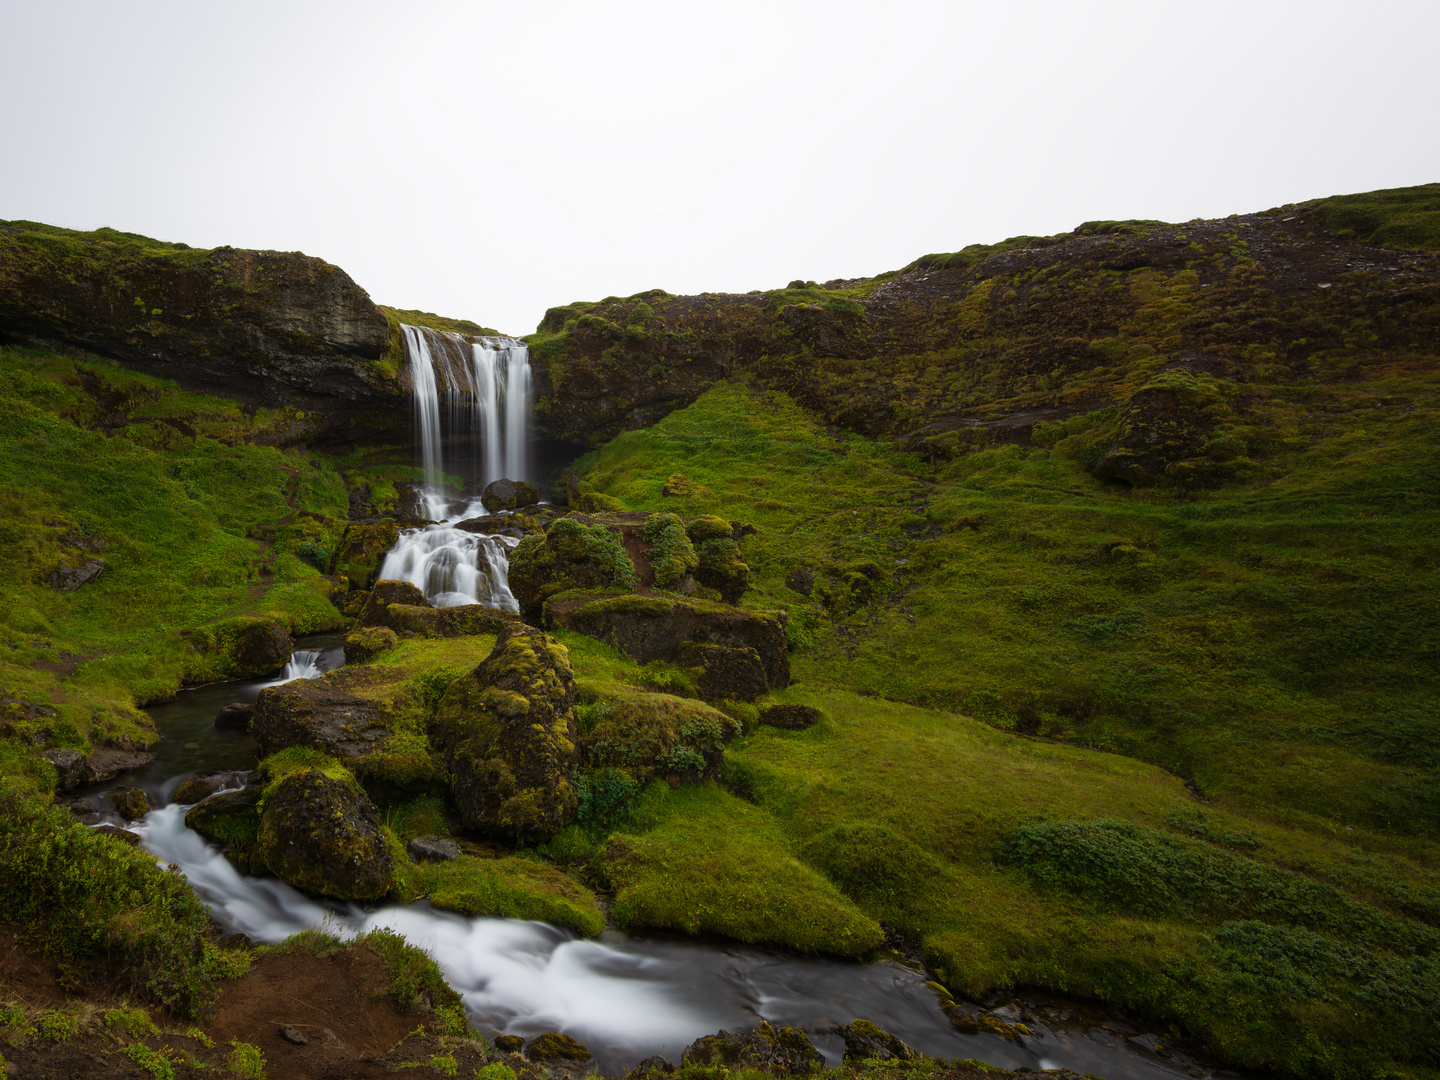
[81,646,1243,1080]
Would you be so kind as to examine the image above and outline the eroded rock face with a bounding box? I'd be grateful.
[0,224,403,444]
[432,625,579,841]
[252,674,392,764]
[681,1022,823,1072]
[255,768,393,900]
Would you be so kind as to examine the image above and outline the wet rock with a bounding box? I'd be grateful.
[757,703,822,730]
[42,748,86,791]
[214,702,254,730]
[107,786,149,820]
[93,824,141,846]
[407,835,461,863]
[433,624,579,841]
[172,772,232,804]
[785,566,815,596]
[344,625,398,664]
[330,521,402,590]
[676,642,768,702]
[482,478,542,512]
[252,673,392,764]
[627,1055,674,1076]
[49,558,105,592]
[279,1025,307,1045]
[835,1018,920,1063]
[255,767,393,900]
[67,799,99,815]
[186,787,263,852]
[681,1021,823,1072]
[83,746,157,784]
[524,1032,590,1064]
[941,1000,1024,1043]
[551,593,789,690]
[354,579,430,628]
[493,1035,525,1053]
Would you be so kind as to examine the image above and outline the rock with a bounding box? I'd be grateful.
[214,702,254,730]
[685,517,750,603]
[344,626,398,664]
[661,473,700,497]
[563,474,583,508]
[507,516,639,621]
[42,748,86,791]
[183,618,293,680]
[83,747,156,785]
[432,624,580,841]
[354,579,431,628]
[681,1021,823,1072]
[68,799,98,815]
[524,1033,590,1064]
[785,566,815,596]
[330,522,402,590]
[493,1036,525,1054]
[757,703,822,730]
[186,787,263,845]
[580,689,739,784]
[255,767,393,900]
[835,1019,920,1063]
[252,672,393,764]
[48,558,105,592]
[627,1055,674,1076]
[93,824,141,846]
[941,1001,1023,1042]
[1092,372,1245,488]
[551,593,789,690]
[407,835,461,863]
[481,478,541,512]
[107,786,149,820]
[172,772,233,804]
[279,1026,307,1046]
[384,603,521,639]
[676,642,767,702]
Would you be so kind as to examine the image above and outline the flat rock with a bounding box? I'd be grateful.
[214,702,254,729]
[407,835,461,863]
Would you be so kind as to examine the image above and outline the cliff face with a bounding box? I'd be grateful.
[0,222,407,444]
[527,184,1440,486]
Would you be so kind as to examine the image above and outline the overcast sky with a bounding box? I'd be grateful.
[3,0,1437,336]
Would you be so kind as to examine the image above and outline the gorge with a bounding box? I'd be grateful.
[0,184,1437,1080]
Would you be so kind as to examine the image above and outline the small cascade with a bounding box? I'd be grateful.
[279,649,326,681]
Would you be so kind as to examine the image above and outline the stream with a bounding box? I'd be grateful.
[77,639,1242,1080]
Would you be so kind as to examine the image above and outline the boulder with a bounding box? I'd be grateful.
[551,593,789,690]
[835,1019,920,1063]
[344,626,398,664]
[384,603,521,639]
[681,1022,823,1072]
[172,771,246,804]
[684,517,750,603]
[83,746,156,784]
[785,566,816,596]
[255,768,393,900]
[1092,372,1247,488]
[524,1033,590,1064]
[214,702,254,730]
[107,786,149,820]
[579,688,739,784]
[757,703,823,730]
[229,621,294,677]
[252,673,393,765]
[354,579,430,628]
[94,824,141,846]
[677,642,768,702]
[186,787,263,860]
[330,521,402,590]
[507,516,638,621]
[432,624,580,841]
[49,558,105,592]
[481,478,541,512]
[407,835,461,863]
[42,748,86,791]
[493,1036,525,1054]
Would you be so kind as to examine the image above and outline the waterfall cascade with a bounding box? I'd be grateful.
[391,323,533,611]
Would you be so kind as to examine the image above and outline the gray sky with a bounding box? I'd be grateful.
[3,0,1437,337]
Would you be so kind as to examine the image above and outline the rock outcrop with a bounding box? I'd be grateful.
[432,624,580,841]
[680,1022,823,1072]
[254,767,393,900]
[251,673,393,765]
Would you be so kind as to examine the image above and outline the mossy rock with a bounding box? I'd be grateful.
[252,671,393,765]
[836,1019,920,1063]
[480,479,541,512]
[685,516,750,603]
[681,1022,823,1072]
[386,603,521,638]
[255,767,393,900]
[757,703,822,730]
[181,617,293,681]
[1093,372,1247,488]
[355,579,430,628]
[578,683,739,783]
[344,626,398,664]
[330,521,402,590]
[185,786,262,853]
[432,625,580,841]
[524,1033,591,1063]
[676,641,767,703]
[508,517,637,621]
[107,786,148,821]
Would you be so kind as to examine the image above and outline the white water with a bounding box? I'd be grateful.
[278,649,326,681]
[401,324,532,495]
[376,496,521,611]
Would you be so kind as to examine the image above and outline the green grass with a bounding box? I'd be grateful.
[1306,182,1440,250]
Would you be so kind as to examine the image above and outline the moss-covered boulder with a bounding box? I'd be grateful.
[525,1033,591,1064]
[551,593,790,690]
[676,641,768,702]
[107,786,148,820]
[355,579,429,628]
[507,516,637,621]
[757,703,823,730]
[255,767,392,900]
[330,521,402,590]
[185,786,263,871]
[577,683,739,783]
[432,624,580,841]
[685,516,750,603]
[344,625,398,664]
[1093,372,1249,488]
[252,671,394,764]
[181,617,293,680]
[481,478,541,512]
[385,603,521,638]
[835,1019,921,1063]
[681,1022,823,1072]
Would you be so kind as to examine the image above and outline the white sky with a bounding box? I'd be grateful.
[3,0,1437,337]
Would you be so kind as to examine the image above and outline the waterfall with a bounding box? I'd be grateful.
[377,518,521,612]
[400,324,532,493]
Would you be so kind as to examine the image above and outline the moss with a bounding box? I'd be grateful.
[641,512,698,589]
[577,681,738,783]
[397,851,604,936]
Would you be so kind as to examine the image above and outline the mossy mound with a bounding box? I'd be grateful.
[432,625,581,841]
[681,1020,823,1072]
[355,578,430,627]
[345,625,398,664]
[180,617,293,681]
[507,516,637,620]
[330,521,402,590]
[255,766,393,900]
[577,682,739,784]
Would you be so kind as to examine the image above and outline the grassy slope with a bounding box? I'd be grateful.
[575,377,1440,1077]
